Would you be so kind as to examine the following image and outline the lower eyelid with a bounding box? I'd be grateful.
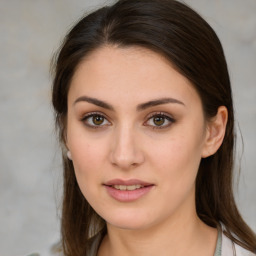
[80,113,111,127]
[165,116,175,122]
[80,112,175,129]
[144,116,175,129]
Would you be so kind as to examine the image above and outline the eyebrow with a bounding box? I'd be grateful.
[137,97,185,111]
[74,96,114,110]
[73,96,185,111]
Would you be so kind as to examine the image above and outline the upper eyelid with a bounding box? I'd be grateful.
[81,111,174,119]
[81,111,110,121]
[144,112,176,128]
[81,112,111,128]
[146,111,175,120]
[80,111,175,125]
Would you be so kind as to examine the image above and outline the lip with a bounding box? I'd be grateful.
[103,179,154,202]
[104,179,153,186]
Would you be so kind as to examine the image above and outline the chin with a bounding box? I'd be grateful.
[101,209,156,231]
[108,219,151,230]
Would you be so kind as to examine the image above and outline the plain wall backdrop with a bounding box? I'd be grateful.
[0,0,255,255]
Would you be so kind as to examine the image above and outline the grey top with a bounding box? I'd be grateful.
[214,227,222,256]
[87,227,223,256]
[27,226,256,256]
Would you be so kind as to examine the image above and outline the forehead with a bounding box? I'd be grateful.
[69,45,201,108]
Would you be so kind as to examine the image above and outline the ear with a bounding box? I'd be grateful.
[64,140,72,161]
[64,136,72,160]
[62,125,71,159]
[201,106,228,158]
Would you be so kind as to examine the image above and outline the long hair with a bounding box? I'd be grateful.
[51,0,256,255]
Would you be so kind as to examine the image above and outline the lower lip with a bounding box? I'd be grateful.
[104,185,154,202]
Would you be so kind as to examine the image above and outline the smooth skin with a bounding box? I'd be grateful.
[66,45,228,256]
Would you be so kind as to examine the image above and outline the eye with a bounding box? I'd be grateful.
[145,112,175,129]
[82,112,111,128]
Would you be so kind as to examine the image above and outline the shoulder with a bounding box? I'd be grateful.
[222,232,256,256]
[26,252,63,256]
[26,242,63,256]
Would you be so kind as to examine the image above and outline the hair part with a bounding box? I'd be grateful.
[51,0,256,255]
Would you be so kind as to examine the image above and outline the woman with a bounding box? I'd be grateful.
[51,0,256,255]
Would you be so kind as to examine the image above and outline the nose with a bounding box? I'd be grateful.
[109,125,145,170]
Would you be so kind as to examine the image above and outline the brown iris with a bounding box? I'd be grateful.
[93,115,104,125]
[153,116,165,126]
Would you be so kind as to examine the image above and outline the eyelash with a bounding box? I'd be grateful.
[81,112,111,129]
[81,112,175,129]
[144,112,175,129]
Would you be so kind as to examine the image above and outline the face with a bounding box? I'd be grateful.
[66,46,209,230]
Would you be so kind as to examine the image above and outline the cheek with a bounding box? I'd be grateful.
[148,132,203,187]
[145,137,202,216]
[67,119,108,171]
[151,134,202,165]
[70,143,105,207]
[69,135,108,193]
[72,142,103,172]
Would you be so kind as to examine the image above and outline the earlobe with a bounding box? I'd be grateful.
[65,136,72,161]
[66,140,72,161]
[67,150,72,160]
[201,106,228,158]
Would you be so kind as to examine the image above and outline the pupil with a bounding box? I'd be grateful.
[93,116,104,125]
[154,116,164,126]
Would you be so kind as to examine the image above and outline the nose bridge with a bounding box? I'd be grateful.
[110,122,144,169]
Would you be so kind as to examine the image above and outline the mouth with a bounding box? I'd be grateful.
[103,179,154,202]
[109,184,148,191]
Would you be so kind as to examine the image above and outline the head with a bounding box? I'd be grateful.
[51,0,256,255]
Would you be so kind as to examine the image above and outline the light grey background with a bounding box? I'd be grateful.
[0,0,255,255]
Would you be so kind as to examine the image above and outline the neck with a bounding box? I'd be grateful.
[98,207,217,256]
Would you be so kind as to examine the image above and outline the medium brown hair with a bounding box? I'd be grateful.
[51,0,256,255]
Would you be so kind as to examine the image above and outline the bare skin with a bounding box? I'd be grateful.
[98,217,217,256]
[67,45,227,256]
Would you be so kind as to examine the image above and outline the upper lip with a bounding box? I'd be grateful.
[104,179,153,186]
